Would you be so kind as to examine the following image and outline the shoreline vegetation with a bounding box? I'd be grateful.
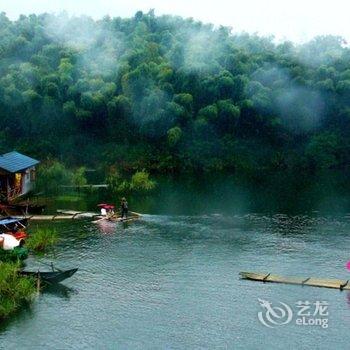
[35,161,157,196]
[0,228,59,320]
[26,228,58,253]
[0,262,35,320]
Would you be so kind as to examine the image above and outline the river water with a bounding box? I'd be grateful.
[1,178,350,349]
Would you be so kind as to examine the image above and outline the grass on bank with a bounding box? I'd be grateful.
[0,262,35,320]
[26,228,58,252]
[0,247,29,263]
[0,228,59,320]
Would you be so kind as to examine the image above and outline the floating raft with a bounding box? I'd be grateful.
[240,271,350,291]
[14,210,141,222]
[57,210,101,218]
[15,215,91,221]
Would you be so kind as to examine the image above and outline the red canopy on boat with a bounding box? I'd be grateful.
[97,204,115,209]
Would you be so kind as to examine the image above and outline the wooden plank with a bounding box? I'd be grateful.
[57,209,100,218]
[15,215,79,221]
[239,271,350,290]
[92,215,140,224]
[57,210,82,215]
[15,213,141,222]
[129,211,142,217]
[59,185,105,188]
[58,209,141,219]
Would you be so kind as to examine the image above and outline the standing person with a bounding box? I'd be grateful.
[121,197,128,219]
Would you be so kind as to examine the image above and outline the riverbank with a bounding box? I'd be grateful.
[0,228,59,321]
[0,262,35,320]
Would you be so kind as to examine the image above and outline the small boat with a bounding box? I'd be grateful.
[240,271,350,290]
[0,216,28,233]
[94,204,141,223]
[55,208,141,223]
[0,233,25,250]
[21,268,78,284]
[92,215,140,224]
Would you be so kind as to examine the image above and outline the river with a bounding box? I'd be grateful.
[1,177,350,349]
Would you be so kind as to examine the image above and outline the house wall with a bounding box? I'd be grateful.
[21,166,36,195]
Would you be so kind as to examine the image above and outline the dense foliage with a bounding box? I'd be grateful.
[0,262,35,319]
[0,11,349,177]
[26,228,58,252]
[107,167,156,193]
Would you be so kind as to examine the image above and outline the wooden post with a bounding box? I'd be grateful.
[6,176,9,202]
[36,271,41,294]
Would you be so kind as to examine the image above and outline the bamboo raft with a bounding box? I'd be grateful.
[57,210,102,218]
[240,271,350,291]
[14,210,141,222]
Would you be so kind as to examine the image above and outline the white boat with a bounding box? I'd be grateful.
[0,233,23,250]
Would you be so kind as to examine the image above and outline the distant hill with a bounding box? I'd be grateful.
[0,11,349,176]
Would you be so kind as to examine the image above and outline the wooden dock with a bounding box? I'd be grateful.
[240,271,350,291]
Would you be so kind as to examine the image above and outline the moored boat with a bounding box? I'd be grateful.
[0,216,28,233]
[95,203,140,223]
[20,268,78,284]
[0,233,25,250]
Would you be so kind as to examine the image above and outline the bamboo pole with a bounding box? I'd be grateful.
[36,271,41,294]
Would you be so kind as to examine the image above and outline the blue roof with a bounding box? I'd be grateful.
[0,151,39,173]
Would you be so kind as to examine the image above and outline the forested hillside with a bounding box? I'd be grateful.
[0,11,349,176]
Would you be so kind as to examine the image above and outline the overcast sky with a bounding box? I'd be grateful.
[1,0,349,43]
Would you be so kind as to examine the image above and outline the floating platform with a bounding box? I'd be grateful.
[15,214,95,221]
[14,210,141,222]
[57,210,101,218]
[239,271,350,290]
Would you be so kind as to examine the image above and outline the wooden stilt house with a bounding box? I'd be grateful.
[0,151,39,202]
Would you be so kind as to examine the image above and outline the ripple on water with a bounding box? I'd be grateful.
[2,213,350,349]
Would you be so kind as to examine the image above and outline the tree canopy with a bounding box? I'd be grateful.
[0,11,349,176]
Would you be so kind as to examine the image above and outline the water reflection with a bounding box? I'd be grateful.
[96,220,117,234]
[46,173,350,217]
[44,284,78,299]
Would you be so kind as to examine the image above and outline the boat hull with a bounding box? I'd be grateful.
[20,268,78,284]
